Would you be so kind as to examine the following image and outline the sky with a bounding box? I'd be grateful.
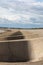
[0,0,43,28]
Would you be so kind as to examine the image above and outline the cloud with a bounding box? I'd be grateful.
[31,2,43,15]
[0,0,43,28]
[0,6,21,21]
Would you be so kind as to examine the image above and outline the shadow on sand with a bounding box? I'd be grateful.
[0,31,32,62]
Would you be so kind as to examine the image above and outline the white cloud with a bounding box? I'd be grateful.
[18,0,35,3]
[0,6,21,21]
[32,2,43,6]
[0,0,43,27]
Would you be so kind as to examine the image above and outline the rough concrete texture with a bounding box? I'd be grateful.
[0,38,43,62]
[0,41,29,62]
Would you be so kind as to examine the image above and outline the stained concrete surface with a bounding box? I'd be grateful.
[0,40,32,62]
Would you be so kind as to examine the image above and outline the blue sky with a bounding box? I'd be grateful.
[0,0,43,28]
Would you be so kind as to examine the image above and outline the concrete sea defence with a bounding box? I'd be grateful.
[0,37,43,62]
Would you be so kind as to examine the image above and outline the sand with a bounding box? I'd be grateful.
[0,28,43,41]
